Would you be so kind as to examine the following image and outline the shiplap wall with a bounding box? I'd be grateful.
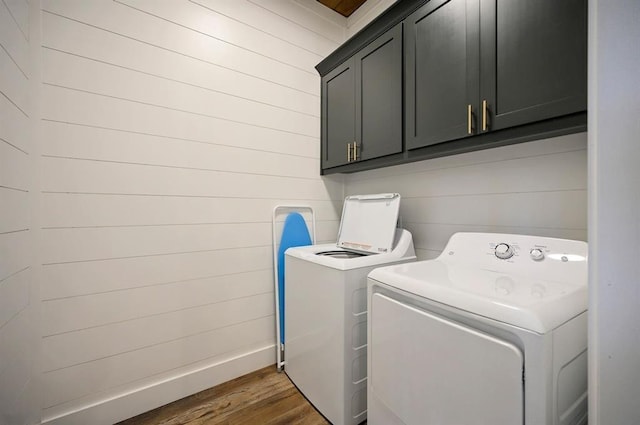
[39,1,344,423]
[0,0,39,424]
[346,0,395,37]
[345,133,588,260]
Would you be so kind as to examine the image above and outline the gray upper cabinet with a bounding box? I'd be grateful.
[321,23,403,170]
[406,0,587,151]
[357,23,403,162]
[316,0,587,174]
[405,0,480,150]
[480,0,587,131]
[322,61,356,169]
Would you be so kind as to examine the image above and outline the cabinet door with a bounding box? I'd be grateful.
[322,60,355,169]
[480,0,587,131]
[355,23,403,161]
[405,0,480,150]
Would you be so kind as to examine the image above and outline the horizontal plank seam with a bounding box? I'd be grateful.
[41,218,334,230]
[41,154,320,179]
[0,135,29,155]
[1,0,29,42]
[42,10,319,97]
[42,267,272,301]
[112,0,318,75]
[43,46,319,118]
[0,184,29,193]
[39,191,342,202]
[188,0,326,58]
[42,245,285,268]
[0,303,29,333]
[41,341,275,420]
[42,319,275,409]
[0,228,29,235]
[406,222,587,231]
[0,32,28,79]
[41,119,319,155]
[398,188,587,199]
[42,291,274,340]
[0,87,28,117]
[42,82,318,138]
[40,244,274,266]
[403,220,587,231]
[244,0,344,45]
[0,266,30,290]
[345,147,587,182]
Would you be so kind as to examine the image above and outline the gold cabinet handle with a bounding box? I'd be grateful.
[353,142,358,161]
[482,99,488,132]
[467,104,473,135]
[347,143,351,162]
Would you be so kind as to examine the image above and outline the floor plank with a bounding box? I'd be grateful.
[117,365,330,425]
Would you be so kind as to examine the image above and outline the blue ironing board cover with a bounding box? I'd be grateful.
[278,213,312,344]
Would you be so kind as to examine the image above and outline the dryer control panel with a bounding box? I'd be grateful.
[441,232,588,283]
[490,242,560,263]
[369,231,588,335]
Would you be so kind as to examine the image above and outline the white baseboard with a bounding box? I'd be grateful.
[42,344,275,425]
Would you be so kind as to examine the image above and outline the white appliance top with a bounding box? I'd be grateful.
[368,232,588,333]
[336,193,400,255]
[286,229,415,271]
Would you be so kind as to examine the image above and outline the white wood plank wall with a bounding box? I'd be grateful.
[345,133,588,260]
[38,1,345,423]
[346,0,395,37]
[0,0,39,424]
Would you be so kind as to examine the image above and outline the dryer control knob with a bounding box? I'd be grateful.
[495,243,514,260]
[530,248,545,261]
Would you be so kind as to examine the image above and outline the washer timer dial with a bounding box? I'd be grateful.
[494,243,514,260]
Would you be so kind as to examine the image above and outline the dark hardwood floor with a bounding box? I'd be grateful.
[117,365,330,425]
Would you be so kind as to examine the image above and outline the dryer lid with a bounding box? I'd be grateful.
[369,260,587,334]
[336,193,400,255]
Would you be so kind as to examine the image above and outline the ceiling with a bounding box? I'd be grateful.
[317,0,368,17]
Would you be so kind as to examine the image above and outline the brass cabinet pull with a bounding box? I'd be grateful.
[353,142,358,161]
[482,99,488,132]
[467,104,473,135]
[347,143,351,162]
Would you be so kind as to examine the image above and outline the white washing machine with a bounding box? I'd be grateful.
[367,232,588,425]
[285,193,416,425]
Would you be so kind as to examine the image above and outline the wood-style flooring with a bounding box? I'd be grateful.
[117,365,330,425]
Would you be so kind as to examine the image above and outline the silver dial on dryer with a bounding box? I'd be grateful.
[494,243,514,260]
[530,248,545,261]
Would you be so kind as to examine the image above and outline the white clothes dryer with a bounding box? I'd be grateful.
[285,193,416,425]
[367,232,588,425]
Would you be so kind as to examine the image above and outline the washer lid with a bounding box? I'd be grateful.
[369,260,587,334]
[337,193,400,255]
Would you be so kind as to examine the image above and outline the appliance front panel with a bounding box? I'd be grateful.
[369,293,524,425]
